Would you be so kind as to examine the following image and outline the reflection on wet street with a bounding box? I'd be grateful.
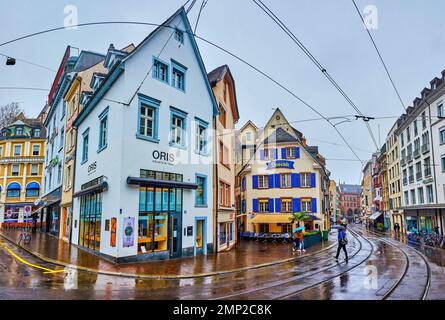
[1,225,445,300]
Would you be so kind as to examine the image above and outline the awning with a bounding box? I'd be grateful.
[7,182,21,190]
[73,181,108,198]
[26,182,40,189]
[369,211,383,220]
[305,213,322,221]
[250,214,293,224]
[126,176,198,189]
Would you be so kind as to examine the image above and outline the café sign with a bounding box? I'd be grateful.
[266,160,295,170]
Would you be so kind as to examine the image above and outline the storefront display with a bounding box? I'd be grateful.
[78,192,102,251]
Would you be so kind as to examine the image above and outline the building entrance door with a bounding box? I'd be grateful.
[169,212,181,258]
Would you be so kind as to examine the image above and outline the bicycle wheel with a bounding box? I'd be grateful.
[24,234,31,244]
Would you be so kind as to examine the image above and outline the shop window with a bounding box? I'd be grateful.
[259,224,269,233]
[195,174,207,206]
[219,222,227,247]
[78,192,102,251]
[138,182,180,254]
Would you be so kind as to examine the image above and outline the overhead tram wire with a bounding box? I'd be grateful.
[251,0,380,151]
[193,0,209,34]
[0,18,363,164]
[351,0,407,113]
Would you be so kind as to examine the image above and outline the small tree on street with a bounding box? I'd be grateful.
[289,212,310,227]
[0,102,23,129]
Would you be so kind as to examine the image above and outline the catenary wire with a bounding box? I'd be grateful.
[351,0,407,113]
[251,0,379,150]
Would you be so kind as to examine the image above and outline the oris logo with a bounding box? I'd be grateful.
[152,150,175,164]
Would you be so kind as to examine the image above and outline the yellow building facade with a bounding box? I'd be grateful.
[0,114,45,227]
[386,121,404,232]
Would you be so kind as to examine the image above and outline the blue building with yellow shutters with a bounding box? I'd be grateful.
[236,108,331,235]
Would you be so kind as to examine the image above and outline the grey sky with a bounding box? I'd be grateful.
[1,0,444,183]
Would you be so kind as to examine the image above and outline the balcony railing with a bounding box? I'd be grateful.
[422,144,430,154]
[424,167,432,177]
[414,149,421,158]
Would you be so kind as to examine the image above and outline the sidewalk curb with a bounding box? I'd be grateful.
[0,232,335,280]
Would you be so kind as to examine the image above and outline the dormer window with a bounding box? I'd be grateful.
[34,129,40,138]
[16,127,22,135]
[174,29,184,44]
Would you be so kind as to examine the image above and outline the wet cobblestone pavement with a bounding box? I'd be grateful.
[1,225,445,300]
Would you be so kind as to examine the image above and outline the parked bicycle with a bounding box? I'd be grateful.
[18,227,31,245]
[407,231,444,249]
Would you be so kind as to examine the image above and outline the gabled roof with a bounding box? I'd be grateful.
[239,120,257,132]
[208,64,240,122]
[263,127,298,144]
[75,6,219,127]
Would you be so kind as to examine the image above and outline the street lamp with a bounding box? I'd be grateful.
[6,57,16,65]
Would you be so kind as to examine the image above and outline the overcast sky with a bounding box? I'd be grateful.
[1,0,444,183]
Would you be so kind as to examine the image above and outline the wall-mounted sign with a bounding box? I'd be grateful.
[187,226,193,236]
[88,161,97,175]
[266,160,295,170]
[123,217,134,247]
[152,150,175,166]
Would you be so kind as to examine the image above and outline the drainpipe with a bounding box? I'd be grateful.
[213,116,218,254]
[427,102,439,210]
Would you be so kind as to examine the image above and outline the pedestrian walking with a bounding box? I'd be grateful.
[296,229,305,254]
[333,221,349,263]
[292,231,300,252]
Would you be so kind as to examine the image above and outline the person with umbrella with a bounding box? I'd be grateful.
[293,226,305,254]
[332,219,349,263]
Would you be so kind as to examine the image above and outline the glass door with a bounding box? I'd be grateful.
[169,212,181,258]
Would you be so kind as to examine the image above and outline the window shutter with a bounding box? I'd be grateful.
[281,148,287,159]
[295,147,300,158]
[268,198,274,213]
[268,175,274,189]
[253,199,259,213]
[291,173,300,188]
[274,174,280,188]
[311,198,317,213]
[252,175,258,189]
[292,198,301,213]
[274,148,278,159]
[275,198,281,213]
[260,149,265,160]
[310,173,316,187]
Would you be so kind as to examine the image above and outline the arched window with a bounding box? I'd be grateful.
[7,182,21,198]
[26,182,40,198]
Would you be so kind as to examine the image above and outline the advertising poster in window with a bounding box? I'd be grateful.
[123,217,135,247]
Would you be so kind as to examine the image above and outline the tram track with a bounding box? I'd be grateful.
[357,226,431,300]
[210,228,370,300]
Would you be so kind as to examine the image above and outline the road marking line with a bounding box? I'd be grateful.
[0,241,65,274]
